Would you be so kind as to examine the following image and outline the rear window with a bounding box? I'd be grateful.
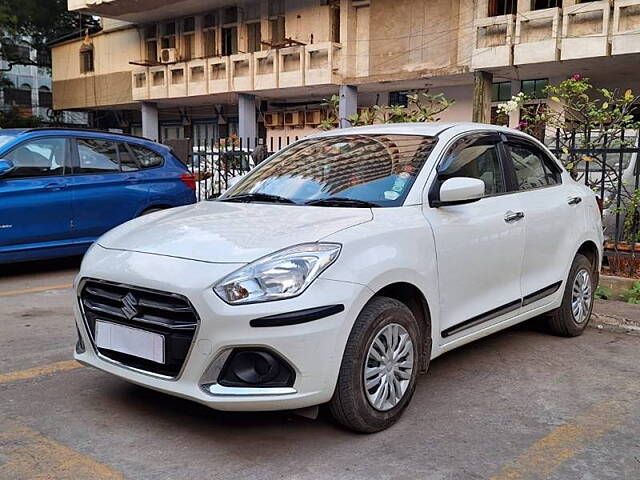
[129,143,164,168]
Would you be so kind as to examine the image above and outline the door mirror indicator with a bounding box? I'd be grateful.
[0,159,15,177]
[436,177,485,207]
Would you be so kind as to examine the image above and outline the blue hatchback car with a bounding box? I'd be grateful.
[0,128,197,264]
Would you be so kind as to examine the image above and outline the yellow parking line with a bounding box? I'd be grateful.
[0,283,73,297]
[0,360,82,385]
[0,420,124,479]
[488,399,628,480]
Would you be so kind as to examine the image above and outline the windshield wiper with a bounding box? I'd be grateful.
[219,193,297,204]
[305,197,379,208]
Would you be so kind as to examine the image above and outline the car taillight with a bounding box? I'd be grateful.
[180,173,196,190]
[595,196,603,216]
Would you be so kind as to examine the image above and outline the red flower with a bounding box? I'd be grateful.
[571,73,582,81]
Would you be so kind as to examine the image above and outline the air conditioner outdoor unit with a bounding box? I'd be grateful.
[304,110,321,126]
[160,48,177,63]
[264,112,284,128]
[284,111,303,127]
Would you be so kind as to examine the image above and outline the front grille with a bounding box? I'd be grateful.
[79,279,199,378]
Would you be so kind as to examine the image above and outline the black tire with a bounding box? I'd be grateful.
[546,253,595,337]
[329,296,422,433]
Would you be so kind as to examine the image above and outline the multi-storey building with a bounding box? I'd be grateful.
[51,0,640,143]
[2,39,88,125]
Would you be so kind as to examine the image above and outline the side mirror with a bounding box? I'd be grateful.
[0,159,15,178]
[436,177,485,206]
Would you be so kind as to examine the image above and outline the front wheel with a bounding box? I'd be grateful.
[329,296,421,433]
[546,253,595,337]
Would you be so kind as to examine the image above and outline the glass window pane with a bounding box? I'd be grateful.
[129,144,164,168]
[76,138,119,174]
[5,138,66,179]
[509,142,557,190]
[439,137,505,196]
[118,143,138,171]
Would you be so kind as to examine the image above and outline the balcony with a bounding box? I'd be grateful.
[230,53,254,91]
[279,46,305,88]
[132,68,149,100]
[561,1,611,60]
[612,0,640,55]
[149,65,167,98]
[168,63,188,97]
[254,50,278,90]
[471,15,515,69]
[514,8,561,64]
[187,59,207,96]
[208,57,230,93]
[130,43,343,101]
[305,42,341,86]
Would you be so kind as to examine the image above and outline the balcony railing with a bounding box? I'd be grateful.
[612,0,640,55]
[471,15,515,69]
[561,1,611,60]
[132,43,342,101]
[514,8,561,64]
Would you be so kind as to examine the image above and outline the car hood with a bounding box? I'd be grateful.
[97,201,373,263]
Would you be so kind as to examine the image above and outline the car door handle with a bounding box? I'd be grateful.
[504,211,525,223]
[124,176,140,184]
[44,182,68,191]
[568,196,582,205]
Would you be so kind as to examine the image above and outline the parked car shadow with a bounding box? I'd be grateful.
[0,256,82,278]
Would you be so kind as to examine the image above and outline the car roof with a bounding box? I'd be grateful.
[307,122,534,140]
[3,127,166,145]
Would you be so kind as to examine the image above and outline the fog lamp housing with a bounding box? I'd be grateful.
[217,349,295,388]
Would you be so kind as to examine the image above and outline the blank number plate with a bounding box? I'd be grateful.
[95,320,165,364]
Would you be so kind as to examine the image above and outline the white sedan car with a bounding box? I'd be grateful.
[74,123,603,433]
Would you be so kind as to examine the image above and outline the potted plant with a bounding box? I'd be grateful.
[606,188,640,274]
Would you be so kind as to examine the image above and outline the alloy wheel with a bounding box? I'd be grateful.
[363,323,415,411]
[571,269,592,324]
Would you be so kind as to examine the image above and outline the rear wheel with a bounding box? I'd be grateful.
[329,296,421,433]
[546,253,595,337]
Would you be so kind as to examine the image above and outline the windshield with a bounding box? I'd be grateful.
[0,132,21,150]
[219,134,437,207]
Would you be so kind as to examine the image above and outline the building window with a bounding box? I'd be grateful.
[203,12,218,57]
[222,26,238,55]
[79,44,94,73]
[389,91,409,107]
[247,22,262,53]
[161,21,176,49]
[268,0,284,17]
[222,6,239,24]
[533,0,562,9]
[330,2,340,43]
[488,0,517,16]
[270,16,285,44]
[182,17,195,61]
[521,78,548,99]
[492,81,512,102]
[144,24,157,63]
[38,86,52,108]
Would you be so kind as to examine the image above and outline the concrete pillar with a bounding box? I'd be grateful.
[141,102,159,141]
[338,84,357,128]
[509,79,521,129]
[472,71,493,124]
[238,93,257,140]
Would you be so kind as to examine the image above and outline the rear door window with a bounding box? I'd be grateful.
[4,137,68,179]
[128,143,164,168]
[76,138,119,174]
[118,143,139,172]
[507,139,560,190]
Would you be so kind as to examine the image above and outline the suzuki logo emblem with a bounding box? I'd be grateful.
[121,292,139,320]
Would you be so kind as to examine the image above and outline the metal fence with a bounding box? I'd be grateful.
[546,128,640,276]
[187,136,298,201]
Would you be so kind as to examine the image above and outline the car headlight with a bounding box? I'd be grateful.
[214,243,342,305]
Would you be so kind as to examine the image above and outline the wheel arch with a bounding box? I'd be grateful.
[373,282,432,373]
[576,239,600,284]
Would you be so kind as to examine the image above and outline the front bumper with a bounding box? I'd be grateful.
[73,245,372,411]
